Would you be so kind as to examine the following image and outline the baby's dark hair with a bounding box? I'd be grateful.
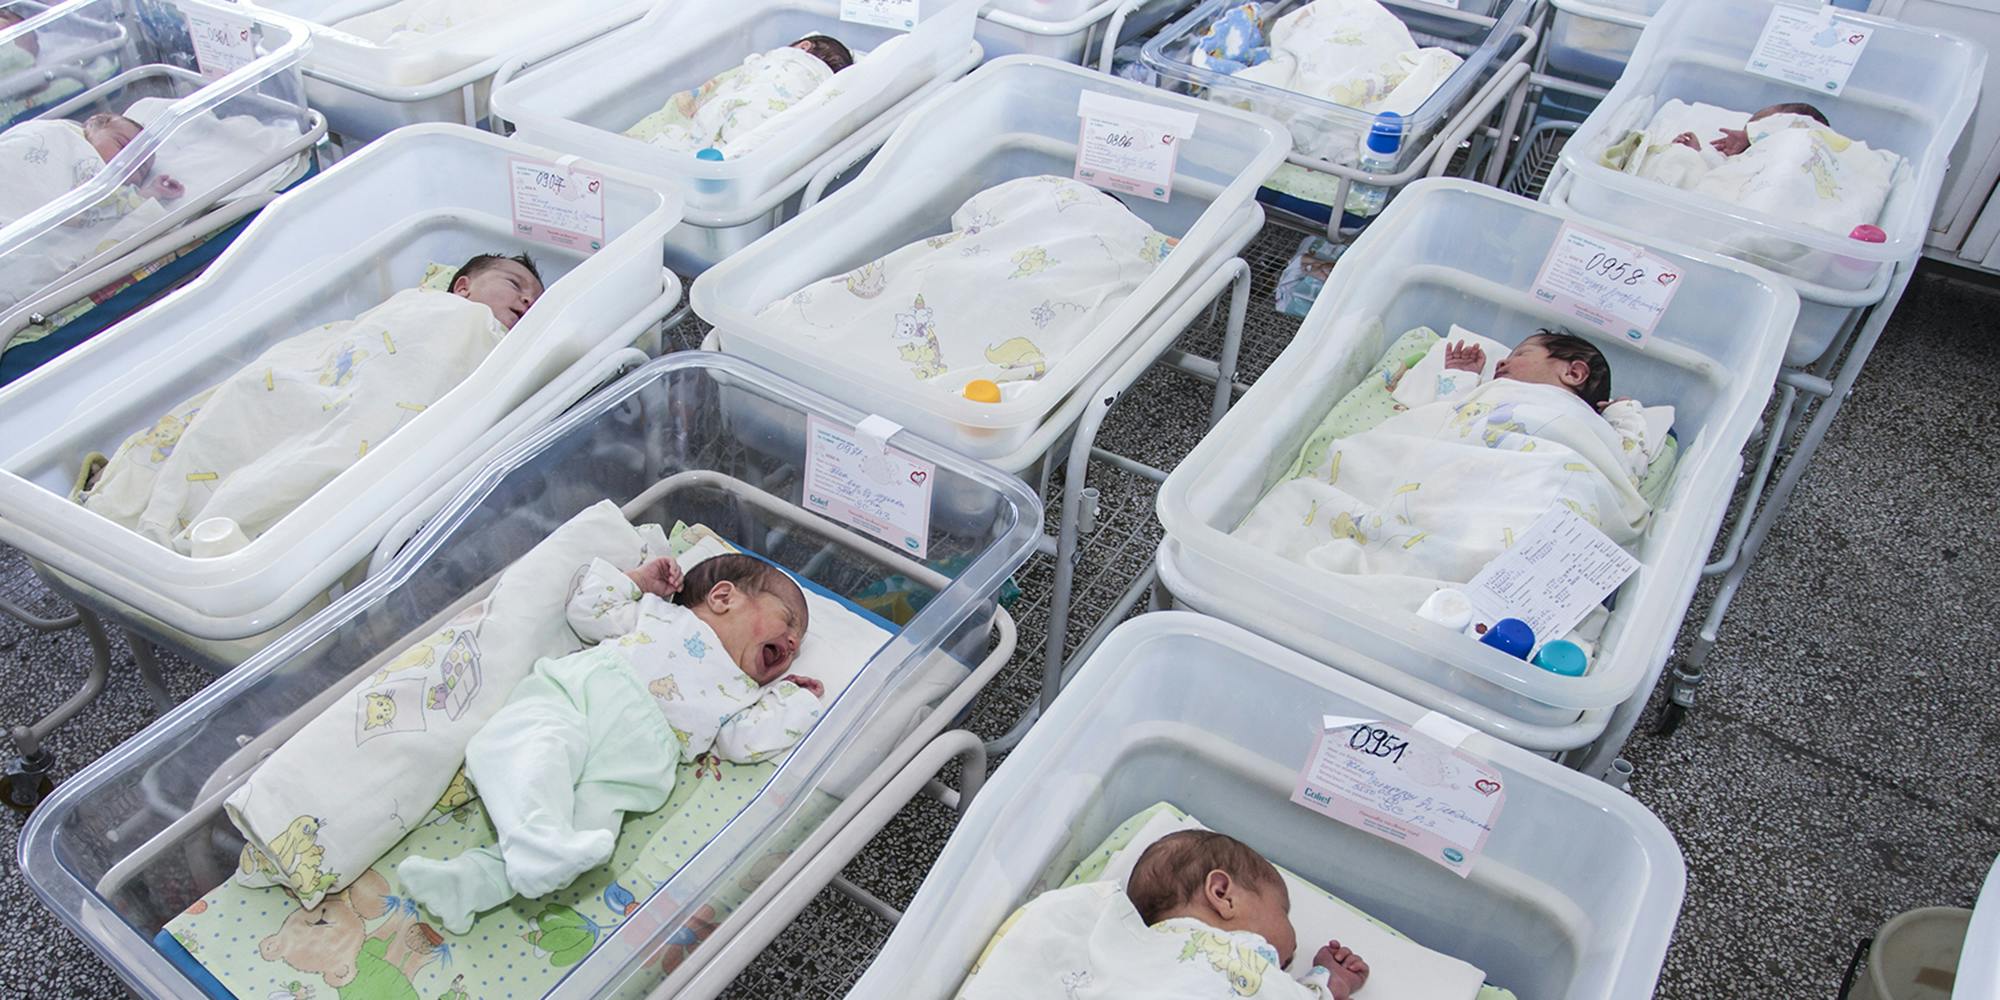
[1526,328,1611,408]
[449,253,541,291]
[672,553,810,636]
[1127,830,1285,925]
[1753,102,1830,127]
[794,34,854,73]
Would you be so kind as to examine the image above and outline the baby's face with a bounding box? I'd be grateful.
[83,116,142,165]
[1234,879,1298,968]
[704,588,804,685]
[453,260,542,330]
[1494,337,1581,394]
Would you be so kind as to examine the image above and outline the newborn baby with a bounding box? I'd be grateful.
[398,553,823,934]
[80,253,544,551]
[624,35,854,156]
[1671,101,1828,158]
[1415,329,1656,479]
[961,830,1370,999]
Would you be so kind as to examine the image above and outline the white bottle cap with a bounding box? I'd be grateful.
[189,516,251,558]
[1416,588,1474,633]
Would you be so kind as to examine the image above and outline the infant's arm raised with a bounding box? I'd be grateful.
[565,557,643,644]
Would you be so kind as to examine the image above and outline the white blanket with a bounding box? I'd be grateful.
[1095,807,1488,1000]
[1238,0,1462,117]
[1234,378,1652,613]
[0,118,167,311]
[227,500,662,909]
[625,46,835,157]
[1602,99,1900,239]
[960,881,1341,999]
[758,174,1173,402]
[81,287,505,552]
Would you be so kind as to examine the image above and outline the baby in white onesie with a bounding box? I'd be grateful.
[397,552,822,934]
[1424,328,1658,480]
[961,830,1371,999]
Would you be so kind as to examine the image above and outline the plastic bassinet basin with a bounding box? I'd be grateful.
[0,124,683,652]
[691,55,1289,460]
[847,612,1686,999]
[19,352,1041,1000]
[1552,0,1983,365]
[1156,178,1797,754]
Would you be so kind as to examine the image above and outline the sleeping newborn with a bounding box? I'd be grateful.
[0,112,188,312]
[1597,98,1900,241]
[79,254,543,552]
[397,553,822,934]
[624,35,854,156]
[1193,0,1462,118]
[961,830,1371,999]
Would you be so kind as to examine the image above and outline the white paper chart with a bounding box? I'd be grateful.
[186,8,256,79]
[841,0,919,30]
[1464,505,1640,645]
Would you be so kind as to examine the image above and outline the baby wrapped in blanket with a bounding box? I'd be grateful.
[0,112,186,312]
[1597,100,1900,240]
[624,35,855,157]
[78,254,543,552]
[759,174,1175,401]
[397,552,822,934]
[1236,330,1662,617]
[961,830,1372,999]
[1193,0,1463,117]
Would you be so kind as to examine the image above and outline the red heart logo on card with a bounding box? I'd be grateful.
[909,470,928,486]
[1474,779,1501,796]
[1657,272,1678,286]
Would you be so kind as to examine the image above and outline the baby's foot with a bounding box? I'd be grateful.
[395,856,480,936]
[505,828,616,899]
[1313,940,1370,1000]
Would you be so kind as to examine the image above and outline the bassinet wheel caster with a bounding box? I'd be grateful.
[1,752,55,812]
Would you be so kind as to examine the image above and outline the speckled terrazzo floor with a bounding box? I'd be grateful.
[1,223,1994,1000]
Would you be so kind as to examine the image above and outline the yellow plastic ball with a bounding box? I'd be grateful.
[963,379,1002,403]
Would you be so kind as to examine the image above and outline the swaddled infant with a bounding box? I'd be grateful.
[624,34,854,156]
[961,830,1371,999]
[1,112,186,221]
[398,553,823,934]
[1669,101,1829,159]
[79,253,544,551]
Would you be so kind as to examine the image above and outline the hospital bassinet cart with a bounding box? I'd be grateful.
[1542,0,1985,735]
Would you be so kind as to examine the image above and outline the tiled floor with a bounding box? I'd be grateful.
[1,225,1994,999]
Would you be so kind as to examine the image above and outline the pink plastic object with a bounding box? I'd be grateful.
[1850,224,1888,243]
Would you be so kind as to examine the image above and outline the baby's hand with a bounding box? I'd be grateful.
[781,674,824,698]
[1672,131,1701,150]
[1314,940,1369,1000]
[1442,340,1484,373]
[1710,128,1750,157]
[140,173,184,201]
[626,556,683,599]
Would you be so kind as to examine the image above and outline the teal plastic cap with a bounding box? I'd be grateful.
[1533,639,1589,677]
[696,147,725,161]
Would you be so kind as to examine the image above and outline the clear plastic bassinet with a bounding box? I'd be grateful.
[19,352,1042,1000]
[1156,179,1799,759]
[0,0,316,340]
[846,612,1687,1000]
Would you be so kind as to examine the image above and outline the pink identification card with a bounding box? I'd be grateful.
[1073,91,1198,203]
[509,158,606,253]
[1292,715,1506,877]
[803,415,934,559]
[1531,223,1681,347]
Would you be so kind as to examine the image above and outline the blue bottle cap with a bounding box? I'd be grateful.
[696,147,725,161]
[1477,617,1535,659]
[1365,112,1404,155]
[1532,639,1589,677]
